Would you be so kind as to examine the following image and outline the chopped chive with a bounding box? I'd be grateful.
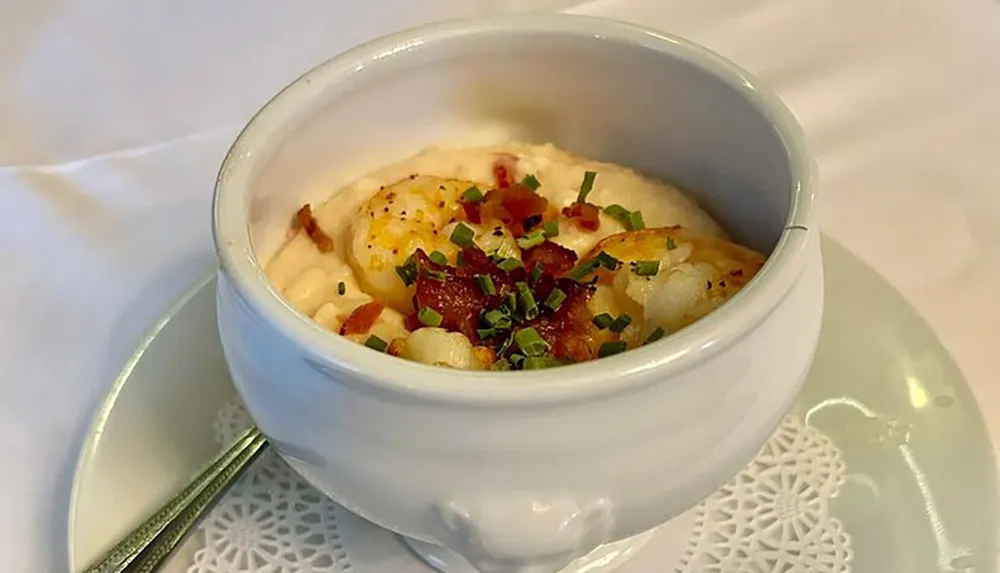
[603,204,631,226]
[516,282,539,320]
[337,281,346,295]
[577,171,597,203]
[497,333,515,357]
[666,236,678,250]
[491,358,512,371]
[528,266,543,284]
[450,222,476,248]
[593,313,614,329]
[634,260,660,276]
[484,309,512,330]
[422,267,447,282]
[475,274,497,296]
[497,257,521,272]
[570,258,601,281]
[595,251,620,270]
[477,327,497,340]
[524,355,562,370]
[521,174,541,191]
[429,250,449,265]
[514,327,548,357]
[418,306,443,327]
[644,327,667,345]
[627,210,646,230]
[505,291,518,314]
[462,186,484,202]
[509,353,526,366]
[544,288,567,310]
[517,229,546,249]
[610,314,633,333]
[395,255,418,286]
[598,340,627,358]
[364,335,388,352]
[543,220,559,238]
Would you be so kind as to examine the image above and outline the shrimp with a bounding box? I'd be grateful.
[348,175,479,312]
[583,227,765,343]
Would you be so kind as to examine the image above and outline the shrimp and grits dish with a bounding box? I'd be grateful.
[266,142,765,371]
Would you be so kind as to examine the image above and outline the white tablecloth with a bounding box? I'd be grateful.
[2,1,999,571]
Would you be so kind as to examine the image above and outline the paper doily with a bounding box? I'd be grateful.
[188,400,852,573]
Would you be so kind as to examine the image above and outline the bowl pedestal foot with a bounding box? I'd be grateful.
[401,505,698,573]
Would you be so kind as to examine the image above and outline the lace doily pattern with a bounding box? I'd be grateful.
[675,416,852,573]
[189,401,851,573]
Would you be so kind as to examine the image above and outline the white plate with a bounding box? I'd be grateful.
[67,236,997,573]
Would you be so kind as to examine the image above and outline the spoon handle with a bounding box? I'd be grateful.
[82,427,269,573]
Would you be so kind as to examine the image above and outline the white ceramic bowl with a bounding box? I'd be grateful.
[213,14,821,573]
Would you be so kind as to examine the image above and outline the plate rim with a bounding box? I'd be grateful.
[66,274,215,573]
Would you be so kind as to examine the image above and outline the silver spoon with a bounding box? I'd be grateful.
[81,427,268,573]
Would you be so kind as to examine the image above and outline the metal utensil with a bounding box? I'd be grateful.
[82,427,268,573]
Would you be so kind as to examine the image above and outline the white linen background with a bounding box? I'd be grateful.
[1,0,999,571]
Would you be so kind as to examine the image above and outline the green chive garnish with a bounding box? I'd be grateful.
[543,220,559,238]
[477,327,497,340]
[627,210,645,230]
[456,251,467,267]
[514,327,548,357]
[598,340,627,358]
[528,266,543,284]
[395,255,418,286]
[491,358,512,371]
[484,309,512,330]
[475,274,497,296]
[337,281,346,295]
[634,260,660,276]
[517,229,546,250]
[544,288,567,311]
[462,186,484,202]
[429,250,449,266]
[595,251,620,270]
[505,291,518,314]
[666,236,678,250]
[524,355,562,370]
[570,258,601,281]
[516,282,539,320]
[521,174,541,191]
[365,335,388,352]
[450,223,476,248]
[610,314,633,333]
[577,171,597,203]
[644,327,667,345]
[603,204,631,225]
[497,257,521,272]
[509,353,526,366]
[422,267,447,282]
[418,306,443,327]
[593,313,614,329]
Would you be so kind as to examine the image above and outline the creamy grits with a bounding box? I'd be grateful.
[266,142,765,370]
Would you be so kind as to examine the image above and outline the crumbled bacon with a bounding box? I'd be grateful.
[492,154,518,189]
[522,241,578,276]
[460,200,482,224]
[340,300,385,335]
[480,184,549,237]
[386,338,407,357]
[561,202,601,232]
[410,248,516,343]
[295,204,335,252]
[523,277,598,362]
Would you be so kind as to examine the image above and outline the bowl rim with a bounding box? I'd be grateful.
[212,13,818,404]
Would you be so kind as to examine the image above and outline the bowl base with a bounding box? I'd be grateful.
[401,505,698,573]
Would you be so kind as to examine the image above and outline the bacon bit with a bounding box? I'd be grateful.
[525,278,598,361]
[561,202,601,232]
[480,184,549,237]
[340,300,385,335]
[460,199,482,224]
[492,154,518,189]
[522,241,578,276]
[404,312,422,332]
[295,205,335,253]
[386,338,407,357]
